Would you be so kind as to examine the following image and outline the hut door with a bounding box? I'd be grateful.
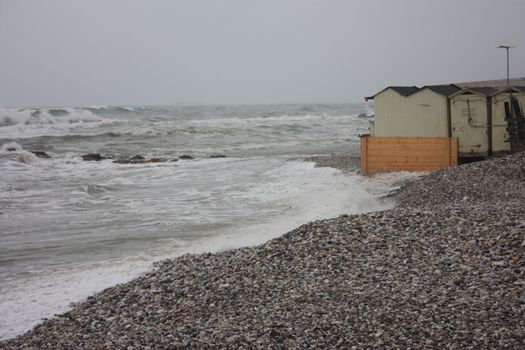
[451,95,488,156]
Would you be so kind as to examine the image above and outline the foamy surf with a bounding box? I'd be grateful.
[0,107,102,127]
[0,157,408,340]
[0,103,387,340]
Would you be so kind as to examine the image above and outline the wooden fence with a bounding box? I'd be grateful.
[360,135,458,175]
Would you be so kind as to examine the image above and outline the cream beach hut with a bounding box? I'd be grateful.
[369,85,459,137]
[490,86,525,154]
[450,87,497,157]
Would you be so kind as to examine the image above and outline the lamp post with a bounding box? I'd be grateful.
[497,45,514,88]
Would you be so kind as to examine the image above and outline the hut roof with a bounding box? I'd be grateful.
[364,86,419,101]
[422,84,461,97]
[451,87,498,98]
[490,86,525,96]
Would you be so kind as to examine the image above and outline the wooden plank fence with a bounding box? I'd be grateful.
[360,135,458,175]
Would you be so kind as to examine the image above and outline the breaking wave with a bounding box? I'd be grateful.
[84,105,134,112]
[0,142,39,164]
[0,107,101,127]
[0,106,116,139]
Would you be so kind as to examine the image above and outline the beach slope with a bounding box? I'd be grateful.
[1,153,524,349]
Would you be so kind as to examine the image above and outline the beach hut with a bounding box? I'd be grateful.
[367,85,460,137]
[361,85,459,175]
[365,86,418,136]
[490,86,525,154]
[361,79,525,174]
[450,87,497,158]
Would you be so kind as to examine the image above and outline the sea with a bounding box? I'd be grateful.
[0,103,419,340]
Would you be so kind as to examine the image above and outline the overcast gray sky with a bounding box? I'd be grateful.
[1,0,524,107]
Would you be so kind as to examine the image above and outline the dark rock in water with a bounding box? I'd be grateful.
[128,155,146,164]
[179,155,194,160]
[6,147,16,152]
[113,157,167,164]
[147,158,166,163]
[357,112,373,118]
[81,153,105,161]
[169,158,179,162]
[31,151,51,159]
[113,159,130,164]
[210,154,227,158]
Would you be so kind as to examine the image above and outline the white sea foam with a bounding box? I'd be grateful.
[0,260,152,341]
[187,113,358,127]
[0,157,405,340]
[109,126,170,137]
[365,102,374,116]
[0,141,23,152]
[0,103,380,340]
[359,170,426,197]
[0,107,101,127]
[0,142,40,164]
[0,107,111,138]
[84,105,108,110]
[0,108,35,127]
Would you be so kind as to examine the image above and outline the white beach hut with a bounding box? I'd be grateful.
[367,85,459,137]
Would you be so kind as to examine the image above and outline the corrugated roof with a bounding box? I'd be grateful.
[468,87,498,95]
[490,86,525,96]
[423,84,461,97]
[364,86,419,100]
[450,87,499,98]
[364,79,525,101]
[389,86,420,96]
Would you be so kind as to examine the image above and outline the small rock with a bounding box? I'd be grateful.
[113,159,130,164]
[147,158,166,163]
[81,153,105,161]
[179,155,194,160]
[31,151,51,159]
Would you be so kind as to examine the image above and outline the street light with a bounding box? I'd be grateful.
[497,45,514,88]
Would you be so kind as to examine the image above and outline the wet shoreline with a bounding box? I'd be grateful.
[2,152,524,349]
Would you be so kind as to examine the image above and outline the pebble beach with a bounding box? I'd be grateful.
[1,152,524,349]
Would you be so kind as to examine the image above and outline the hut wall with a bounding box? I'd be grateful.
[374,89,449,137]
[360,135,457,175]
[450,94,489,157]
